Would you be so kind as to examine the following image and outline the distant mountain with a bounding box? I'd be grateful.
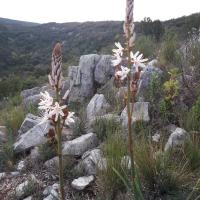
[0,20,123,76]
[0,17,39,30]
[0,13,199,77]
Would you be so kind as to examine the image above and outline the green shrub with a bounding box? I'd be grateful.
[186,96,200,131]
[135,36,156,58]
[97,78,125,113]
[0,105,25,135]
[0,132,15,172]
[92,117,121,142]
[161,31,179,64]
[72,109,86,137]
[26,103,39,115]
[134,137,189,196]
[184,132,200,171]
[97,134,129,199]
[186,29,200,76]
[38,142,57,162]
[10,177,42,200]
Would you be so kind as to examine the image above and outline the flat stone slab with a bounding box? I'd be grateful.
[62,133,98,156]
[71,175,94,190]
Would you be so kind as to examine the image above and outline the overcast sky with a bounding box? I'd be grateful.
[0,0,199,23]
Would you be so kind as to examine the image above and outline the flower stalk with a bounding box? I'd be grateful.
[126,21,135,180]
[38,43,75,200]
[112,0,148,195]
[56,89,65,200]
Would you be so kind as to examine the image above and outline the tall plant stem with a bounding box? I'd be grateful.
[56,90,65,200]
[126,23,135,181]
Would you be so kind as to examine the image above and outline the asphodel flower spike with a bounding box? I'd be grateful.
[48,43,63,90]
[38,43,75,200]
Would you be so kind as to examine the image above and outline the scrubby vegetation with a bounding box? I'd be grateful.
[0,3,200,200]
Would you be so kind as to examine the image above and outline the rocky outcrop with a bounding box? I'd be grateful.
[18,113,41,135]
[21,80,69,109]
[86,94,110,124]
[62,133,98,156]
[68,54,114,103]
[164,127,189,151]
[121,102,150,127]
[14,120,51,153]
[137,65,163,100]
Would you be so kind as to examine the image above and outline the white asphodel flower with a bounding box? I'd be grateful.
[112,42,124,56]
[38,91,53,111]
[65,112,75,126]
[130,51,148,71]
[49,102,66,122]
[115,66,130,81]
[112,54,122,67]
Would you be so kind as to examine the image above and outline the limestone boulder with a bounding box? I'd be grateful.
[121,102,150,127]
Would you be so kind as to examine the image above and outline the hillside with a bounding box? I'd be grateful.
[0,8,200,199]
[0,20,123,77]
[0,12,199,77]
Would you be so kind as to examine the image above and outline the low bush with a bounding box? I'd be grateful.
[96,134,129,199]
[92,116,122,142]
[134,137,189,197]
[184,132,200,171]
[38,142,57,162]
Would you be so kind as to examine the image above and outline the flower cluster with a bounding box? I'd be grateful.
[112,42,148,82]
[38,43,75,128]
[111,0,148,85]
[39,91,75,125]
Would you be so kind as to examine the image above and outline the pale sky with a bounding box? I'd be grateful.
[0,0,199,23]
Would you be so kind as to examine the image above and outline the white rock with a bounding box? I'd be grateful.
[18,113,41,135]
[43,183,59,197]
[71,175,94,190]
[52,183,59,190]
[0,126,7,143]
[23,196,32,200]
[0,172,6,180]
[44,157,59,169]
[14,120,51,153]
[97,158,107,171]
[68,54,114,103]
[16,180,29,197]
[15,174,39,198]
[62,133,98,156]
[152,133,161,143]
[121,102,150,127]
[10,171,20,176]
[76,148,103,175]
[43,189,58,200]
[86,94,110,123]
[17,160,25,171]
[164,128,188,151]
[43,186,53,196]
